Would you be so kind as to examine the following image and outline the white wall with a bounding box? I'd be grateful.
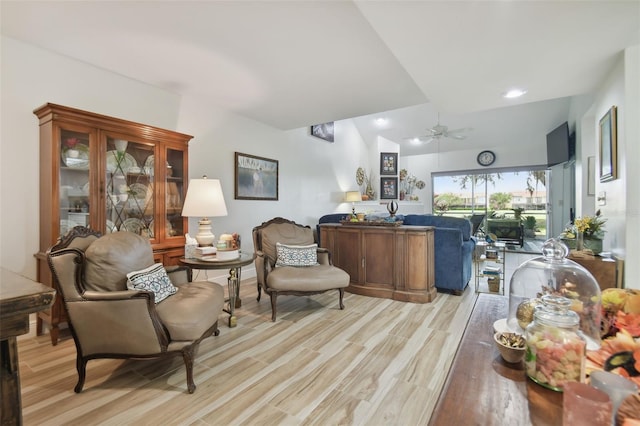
[178,95,370,278]
[1,36,182,279]
[0,36,371,283]
[623,45,639,289]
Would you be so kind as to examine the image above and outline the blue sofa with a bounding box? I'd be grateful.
[317,213,474,294]
[402,215,475,294]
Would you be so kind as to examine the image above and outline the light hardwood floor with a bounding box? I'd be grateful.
[18,280,479,426]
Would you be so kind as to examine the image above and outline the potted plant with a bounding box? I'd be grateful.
[523,216,537,238]
[561,210,607,254]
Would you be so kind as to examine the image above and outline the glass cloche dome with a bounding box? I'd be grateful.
[507,238,601,350]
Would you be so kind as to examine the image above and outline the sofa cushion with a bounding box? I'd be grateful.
[276,243,318,267]
[267,265,349,291]
[126,263,177,303]
[156,281,224,341]
[84,232,155,292]
[403,214,472,241]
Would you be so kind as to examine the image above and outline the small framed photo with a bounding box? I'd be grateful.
[310,122,334,142]
[380,152,398,175]
[599,106,617,182]
[380,177,398,199]
[234,152,278,200]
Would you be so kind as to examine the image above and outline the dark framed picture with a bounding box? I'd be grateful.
[380,177,398,199]
[599,106,617,182]
[380,152,398,175]
[234,152,278,200]
[310,122,334,142]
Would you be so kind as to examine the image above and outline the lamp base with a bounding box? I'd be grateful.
[195,217,215,247]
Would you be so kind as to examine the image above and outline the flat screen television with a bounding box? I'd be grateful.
[546,121,572,167]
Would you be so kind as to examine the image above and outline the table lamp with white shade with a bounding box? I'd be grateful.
[181,176,228,247]
[345,191,362,215]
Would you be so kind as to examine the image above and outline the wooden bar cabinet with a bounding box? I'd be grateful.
[319,223,436,303]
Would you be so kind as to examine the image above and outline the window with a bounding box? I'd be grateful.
[432,168,549,242]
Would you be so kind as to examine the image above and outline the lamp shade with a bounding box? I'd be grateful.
[345,191,362,203]
[182,177,228,217]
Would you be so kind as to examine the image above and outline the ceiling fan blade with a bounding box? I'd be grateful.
[447,127,473,134]
[448,134,467,140]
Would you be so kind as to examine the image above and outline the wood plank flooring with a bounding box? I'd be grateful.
[17,279,478,425]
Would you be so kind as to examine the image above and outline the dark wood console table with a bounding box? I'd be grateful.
[1,268,55,425]
[429,293,563,425]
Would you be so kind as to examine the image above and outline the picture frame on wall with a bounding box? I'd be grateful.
[380,152,398,175]
[310,122,334,142]
[380,177,398,199]
[234,152,279,200]
[599,106,617,182]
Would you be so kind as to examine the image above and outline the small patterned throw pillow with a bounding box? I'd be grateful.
[275,243,318,267]
[126,263,177,304]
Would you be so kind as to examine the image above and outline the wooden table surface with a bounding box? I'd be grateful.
[429,293,563,426]
[1,268,56,426]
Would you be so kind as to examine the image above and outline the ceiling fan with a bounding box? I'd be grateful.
[406,113,472,144]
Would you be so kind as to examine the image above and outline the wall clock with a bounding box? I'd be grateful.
[477,150,496,167]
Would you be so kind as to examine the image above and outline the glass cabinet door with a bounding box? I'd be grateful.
[105,137,155,238]
[166,148,185,238]
[59,129,91,237]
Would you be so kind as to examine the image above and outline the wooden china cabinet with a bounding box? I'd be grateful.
[34,103,193,345]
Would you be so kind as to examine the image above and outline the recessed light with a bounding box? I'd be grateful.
[410,138,422,145]
[503,89,527,99]
[375,117,388,126]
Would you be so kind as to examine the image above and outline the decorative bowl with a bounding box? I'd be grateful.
[494,331,526,363]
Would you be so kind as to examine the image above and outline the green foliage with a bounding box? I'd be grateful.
[434,192,463,213]
[524,216,537,230]
[453,173,503,189]
[489,192,512,210]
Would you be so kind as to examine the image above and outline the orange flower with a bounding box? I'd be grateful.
[586,328,640,387]
[616,312,640,337]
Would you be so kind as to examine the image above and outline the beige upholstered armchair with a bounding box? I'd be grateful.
[252,217,349,321]
[46,227,224,394]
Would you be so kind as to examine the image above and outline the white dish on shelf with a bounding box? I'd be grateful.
[106,151,137,173]
[129,183,148,200]
[106,220,117,233]
[61,143,89,169]
[121,218,146,235]
[60,219,77,236]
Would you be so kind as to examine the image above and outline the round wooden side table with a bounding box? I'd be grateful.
[179,253,255,327]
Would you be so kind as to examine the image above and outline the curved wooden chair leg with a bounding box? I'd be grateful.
[74,356,87,393]
[270,292,278,322]
[257,283,262,302]
[339,288,345,310]
[182,346,197,394]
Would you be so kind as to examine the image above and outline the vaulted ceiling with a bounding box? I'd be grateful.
[2,1,638,155]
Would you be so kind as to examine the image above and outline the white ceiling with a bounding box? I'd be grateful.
[2,1,639,155]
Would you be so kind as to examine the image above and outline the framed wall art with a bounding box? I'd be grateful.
[599,106,617,182]
[380,177,398,199]
[234,152,279,200]
[380,152,398,175]
[310,122,334,142]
